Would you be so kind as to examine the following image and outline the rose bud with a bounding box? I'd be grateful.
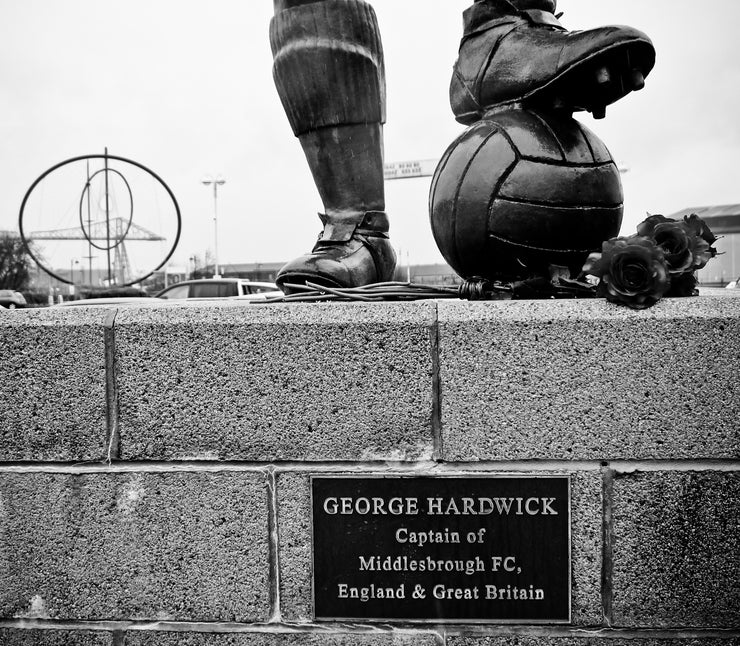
[683,213,718,246]
[682,214,718,269]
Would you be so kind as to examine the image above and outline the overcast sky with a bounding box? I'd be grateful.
[2,0,739,275]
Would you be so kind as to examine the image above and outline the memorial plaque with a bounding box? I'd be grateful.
[312,476,570,623]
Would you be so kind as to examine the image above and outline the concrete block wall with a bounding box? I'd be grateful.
[1,296,738,645]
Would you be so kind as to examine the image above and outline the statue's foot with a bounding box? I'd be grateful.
[276,212,396,294]
[451,1,655,123]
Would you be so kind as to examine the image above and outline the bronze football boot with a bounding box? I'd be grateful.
[450,0,656,123]
[270,0,396,293]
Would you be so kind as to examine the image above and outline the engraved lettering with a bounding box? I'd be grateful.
[395,527,461,546]
[485,584,545,601]
[433,584,480,600]
[338,583,407,602]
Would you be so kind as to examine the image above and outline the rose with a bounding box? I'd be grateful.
[636,213,673,237]
[637,213,718,272]
[683,213,718,246]
[651,221,695,273]
[638,214,699,273]
[581,235,669,309]
[682,213,718,270]
[581,213,717,308]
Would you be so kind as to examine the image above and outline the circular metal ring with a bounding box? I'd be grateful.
[78,167,134,252]
[19,153,181,287]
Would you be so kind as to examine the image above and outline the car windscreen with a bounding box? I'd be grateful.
[191,282,237,298]
[246,284,277,294]
[158,284,190,299]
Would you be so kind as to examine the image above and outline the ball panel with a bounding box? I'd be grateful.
[531,112,596,165]
[575,120,614,164]
[429,133,459,219]
[454,132,518,277]
[484,110,564,161]
[483,235,598,281]
[499,160,623,206]
[429,109,624,282]
[488,199,624,249]
[430,122,500,270]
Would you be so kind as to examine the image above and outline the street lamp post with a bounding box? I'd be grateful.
[69,259,79,296]
[201,175,226,278]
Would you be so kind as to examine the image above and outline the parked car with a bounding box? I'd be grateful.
[54,278,281,307]
[156,278,280,300]
[0,290,27,309]
[55,296,156,307]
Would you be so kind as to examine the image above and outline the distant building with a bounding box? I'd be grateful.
[218,262,284,282]
[210,261,461,285]
[395,263,461,285]
[669,204,740,286]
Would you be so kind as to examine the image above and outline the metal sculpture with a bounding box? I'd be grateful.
[19,151,181,287]
[431,0,655,283]
[430,108,624,282]
[449,0,655,123]
[270,0,395,293]
[270,0,655,290]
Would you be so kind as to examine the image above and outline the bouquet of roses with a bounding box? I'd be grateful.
[580,213,719,310]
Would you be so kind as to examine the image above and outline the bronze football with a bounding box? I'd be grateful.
[429,108,624,282]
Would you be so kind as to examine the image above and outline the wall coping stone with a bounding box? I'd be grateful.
[1,292,739,462]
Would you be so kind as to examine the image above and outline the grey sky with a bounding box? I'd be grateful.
[2,0,739,274]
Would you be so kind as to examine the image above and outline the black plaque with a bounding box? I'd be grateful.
[312,476,570,623]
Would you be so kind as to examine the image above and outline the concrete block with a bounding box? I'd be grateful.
[0,629,112,645]
[0,308,110,461]
[276,470,602,625]
[114,302,435,461]
[276,472,314,622]
[0,471,269,622]
[123,633,439,646]
[611,470,740,627]
[447,638,740,646]
[438,297,740,460]
[568,472,603,626]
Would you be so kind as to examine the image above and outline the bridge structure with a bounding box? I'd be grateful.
[28,218,165,286]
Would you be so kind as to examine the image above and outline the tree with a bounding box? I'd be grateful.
[0,232,35,290]
[189,251,214,279]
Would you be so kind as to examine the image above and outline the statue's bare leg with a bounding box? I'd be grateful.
[270,0,396,292]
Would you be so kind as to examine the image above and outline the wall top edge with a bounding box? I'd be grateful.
[1,460,738,475]
[2,291,739,327]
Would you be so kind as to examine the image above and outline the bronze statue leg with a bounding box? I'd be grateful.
[270,0,396,292]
